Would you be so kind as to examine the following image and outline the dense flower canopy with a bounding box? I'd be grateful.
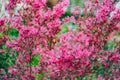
[0,0,120,80]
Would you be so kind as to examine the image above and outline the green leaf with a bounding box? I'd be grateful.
[104,40,116,51]
[108,40,115,49]
[61,24,69,33]
[89,74,96,80]
[60,11,72,20]
[21,19,27,25]
[32,54,41,66]
[82,76,89,80]
[0,32,3,38]
[9,28,19,39]
[69,22,78,30]
[79,0,85,8]
[36,73,44,80]
[2,44,6,50]
[61,22,78,34]
[80,12,85,17]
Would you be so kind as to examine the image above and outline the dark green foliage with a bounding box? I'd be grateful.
[104,40,116,51]
[9,28,19,39]
[60,11,72,20]
[31,54,41,66]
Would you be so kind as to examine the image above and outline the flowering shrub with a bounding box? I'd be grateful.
[0,0,120,80]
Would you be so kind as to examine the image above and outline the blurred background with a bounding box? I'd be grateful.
[0,0,120,18]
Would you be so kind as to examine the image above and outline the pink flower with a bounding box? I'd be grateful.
[3,75,8,80]
[0,49,5,53]
[0,19,5,26]
[2,0,120,79]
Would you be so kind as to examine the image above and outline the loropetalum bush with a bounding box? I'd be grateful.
[0,0,120,80]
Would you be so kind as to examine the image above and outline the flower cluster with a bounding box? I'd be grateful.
[1,0,120,80]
